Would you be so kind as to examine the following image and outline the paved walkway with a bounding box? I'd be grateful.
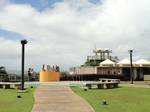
[32,83,95,112]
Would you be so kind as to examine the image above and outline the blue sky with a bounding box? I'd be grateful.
[11,0,101,11]
[11,0,63,11]
[0,29,23,40]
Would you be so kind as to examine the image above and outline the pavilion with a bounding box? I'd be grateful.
[69,58,150,81]
[69,48,150,81]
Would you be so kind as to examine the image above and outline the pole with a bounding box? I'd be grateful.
[129,50,133,84]
[21,43,25,90]
[21,40,27,90]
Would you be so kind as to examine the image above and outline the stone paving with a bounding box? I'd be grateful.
[32,83,95,112]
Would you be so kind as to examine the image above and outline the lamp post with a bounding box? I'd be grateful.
[21,40,28,90]
[129,50,133,84]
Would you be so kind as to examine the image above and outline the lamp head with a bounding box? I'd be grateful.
[128,50,133,53]
[21,40,28,44]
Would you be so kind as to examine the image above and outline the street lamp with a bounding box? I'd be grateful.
[21,40,28,90]
[129,50,133,84]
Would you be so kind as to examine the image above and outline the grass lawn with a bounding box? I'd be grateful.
[72,87,150,112]
[0,87,35,112]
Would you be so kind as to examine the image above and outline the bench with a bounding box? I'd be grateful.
[85,79,120,89]
[99,78,120,83]
[85,82,119,89]
[0,82,21,89]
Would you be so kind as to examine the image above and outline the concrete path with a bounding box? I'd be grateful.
[32,83,95,112]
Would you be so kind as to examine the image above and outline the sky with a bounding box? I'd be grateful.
[0,0,150,72]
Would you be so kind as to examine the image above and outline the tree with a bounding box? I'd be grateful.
[61,71,69,77]
[0,66,8,82]
[0,66,7,74]
[83,59,102,66]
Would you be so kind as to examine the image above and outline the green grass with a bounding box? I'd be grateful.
[72,87,150,112]
[0,87,35,112]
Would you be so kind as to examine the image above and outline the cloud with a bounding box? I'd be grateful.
[0,0,10,7]
[0,0,150,71]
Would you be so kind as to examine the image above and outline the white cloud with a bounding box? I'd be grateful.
[0,0,10,7]
[0,0,150,71]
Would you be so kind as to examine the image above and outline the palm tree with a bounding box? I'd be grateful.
[0,66,8,82]
[0,66,7,74]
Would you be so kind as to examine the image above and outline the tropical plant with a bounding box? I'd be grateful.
[0,66,8,81]
[61,71,69,77]
[0,66,7,74]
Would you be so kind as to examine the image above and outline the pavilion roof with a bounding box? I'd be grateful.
[100,59,116,66]
[135,59,150,65]
[117,59,131,65]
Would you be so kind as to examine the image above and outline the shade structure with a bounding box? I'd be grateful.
[135,59,150,67]
[100,59,116,66]
[117,59,134,67]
